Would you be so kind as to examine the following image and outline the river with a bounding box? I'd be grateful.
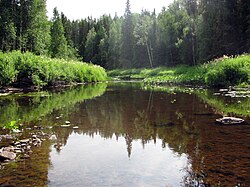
[0,82,249,186]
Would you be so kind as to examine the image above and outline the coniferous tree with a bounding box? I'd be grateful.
[50,8,68,59]
[78,19,92,58]
[0,0,250,69]
[16,0,30,51]
[120,0,134,68]
[0,0,17,51]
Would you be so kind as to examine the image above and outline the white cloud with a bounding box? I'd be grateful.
[46,0,173,20]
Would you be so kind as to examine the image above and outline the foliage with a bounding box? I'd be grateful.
[205,56,249,87]
[133,12,154,68]
[0,0,250,69]
[50,8,69,59]
[108,54,250,87]
[27,0,50,55]
[0,51,107,87]
[120,0,134,68]
[3,120,18,131]
[108,17,122,69]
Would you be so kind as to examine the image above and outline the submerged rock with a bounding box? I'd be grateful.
[20,139,29,144]
[0,150,16,160]
[49,135,57,141]
[61,124,71,127]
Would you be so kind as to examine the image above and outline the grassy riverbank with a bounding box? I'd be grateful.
[0,51,107,88]
[108,54,250,87]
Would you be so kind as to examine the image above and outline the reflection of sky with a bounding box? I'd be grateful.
[48,133,188,187]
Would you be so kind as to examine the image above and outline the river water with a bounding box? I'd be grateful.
[0,82,249,186]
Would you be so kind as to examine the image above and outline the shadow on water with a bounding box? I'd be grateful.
[0,82,250,186]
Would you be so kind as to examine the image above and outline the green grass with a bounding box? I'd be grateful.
[108,54,250,87]
[0,51,107,87]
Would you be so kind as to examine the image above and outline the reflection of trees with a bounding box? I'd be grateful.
[196,89,250,118]
[79,85,250,185]
[30,82,249,185]
[63,86,213,157]
[3,81,247,186]
[0,83,107,126]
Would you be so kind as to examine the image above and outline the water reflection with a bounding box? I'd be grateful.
[0,83,107,126]
[49,133,188,187]
[0,82,250,186]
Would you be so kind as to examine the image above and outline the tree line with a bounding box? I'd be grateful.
[0,0,250,69]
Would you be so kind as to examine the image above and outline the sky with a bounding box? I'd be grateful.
[46,0,174,20]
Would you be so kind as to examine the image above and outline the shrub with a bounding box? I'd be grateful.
[205,60,249,87]
[0,51,107,87]
[0,52,18,85]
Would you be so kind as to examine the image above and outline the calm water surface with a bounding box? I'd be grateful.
[0,82,249,187]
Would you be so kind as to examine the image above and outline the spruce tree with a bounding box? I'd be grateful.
[120,0,134,68]
[50,8,68,59]
[0,0,17,51]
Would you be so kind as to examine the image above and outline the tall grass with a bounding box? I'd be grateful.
[0,51,107,87]
[204,55,249,87]
[108,54,250,87]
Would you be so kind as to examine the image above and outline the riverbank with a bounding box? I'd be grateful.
[0,51,107,88]
[108,54,250,88]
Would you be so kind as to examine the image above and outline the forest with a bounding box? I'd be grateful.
[0,0,250,70]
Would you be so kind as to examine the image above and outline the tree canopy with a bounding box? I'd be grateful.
[0,0,249,69]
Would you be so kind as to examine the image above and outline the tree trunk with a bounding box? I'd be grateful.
[149,41,154,66]
[146,41,153,68]
[191,33,196,66]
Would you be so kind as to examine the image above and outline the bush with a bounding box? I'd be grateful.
[0,51,107,87]
[205,59,249,87]
[0,52,18,85]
